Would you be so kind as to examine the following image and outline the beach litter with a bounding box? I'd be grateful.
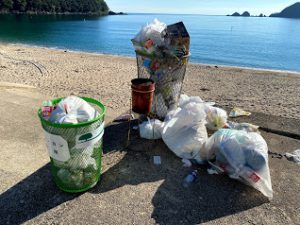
[227,121,259,132]
[139,118,164,140]
[39,96,106,192]
[162,101,208,163]
[47,96,99,124]
[201,129,273,199]
[229,107,251,117]
[130,20,274,198]
[182,170,198,188]
[153,156,162,165]
[285,149,300,164]
[182,159,192,167]
[207,168,219,175]
[132,19,190,59]
[135,93,273,198]
[132,19,190,118]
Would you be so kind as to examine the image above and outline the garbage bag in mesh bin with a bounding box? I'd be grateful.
[132,20,191,118]
[38,97,106,193]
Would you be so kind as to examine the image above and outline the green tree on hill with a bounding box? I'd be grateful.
[1,0,14,10]
[13,0,27,11]
[0,0,109,14]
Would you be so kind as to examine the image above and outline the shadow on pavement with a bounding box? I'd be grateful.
[92,120,269,224]
[0,120,268,225]
[0,164,79,225]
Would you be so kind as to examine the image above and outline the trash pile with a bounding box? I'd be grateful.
[138,94,273,199]
[132,19,190,61]
[42,96,99,124]
[132,19,190,118]
[39,96,105,191]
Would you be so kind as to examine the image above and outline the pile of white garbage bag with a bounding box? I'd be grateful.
[138,94,273,199]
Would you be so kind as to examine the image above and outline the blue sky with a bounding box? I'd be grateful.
[107,0,297,15]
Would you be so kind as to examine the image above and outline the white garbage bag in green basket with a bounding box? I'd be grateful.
[38,97,106,193]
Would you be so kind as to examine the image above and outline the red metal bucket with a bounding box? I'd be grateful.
[131,78,155,114]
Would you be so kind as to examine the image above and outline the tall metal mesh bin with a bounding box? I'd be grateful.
[136,52,189,118]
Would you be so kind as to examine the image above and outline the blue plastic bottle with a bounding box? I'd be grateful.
[182,170,198,188]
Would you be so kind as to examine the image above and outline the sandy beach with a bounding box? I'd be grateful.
[1,43,300,119]
[1,43,300,225]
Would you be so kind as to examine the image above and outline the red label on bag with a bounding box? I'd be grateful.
[249,172,260,183]
[42,106,53,117]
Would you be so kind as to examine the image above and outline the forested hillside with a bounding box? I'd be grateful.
[0,0,109,14]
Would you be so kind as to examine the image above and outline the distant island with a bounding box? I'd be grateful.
[228,2,300,19]
[270,2,300,18]
[228,11,251,17]
[227,11,266,17]
[0,0,110,15]
[108,11,127,15]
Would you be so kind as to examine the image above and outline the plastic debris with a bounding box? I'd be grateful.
[205,106,228,131]
[153,156,162,165]
[182,158,192,167]
[48,96,99,124]
[179,94,227,131]
[133,19,167,48]
[207,168,219,175]
[162,102,208,162]
[132,20,190,59]
[132,125,139,130]
[139,118,164,140]
[42,100,54,118]
[182,170,198,188]
[285,149,300,164]
[227,121,259,132]
[179,94,205,108]
[229,107,251,117]
[132,21,191,118]
[201,129,273,199]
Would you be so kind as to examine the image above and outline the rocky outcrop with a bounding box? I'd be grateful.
[108,11,127,15]
[229,11,251,17]
[241,11,250,17]
[231,12,241,16]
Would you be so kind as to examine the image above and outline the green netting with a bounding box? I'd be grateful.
[38,97,106,193]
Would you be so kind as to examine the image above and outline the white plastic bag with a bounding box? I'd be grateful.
[49,96,99,124]
[179,94,227,131]
[139,118,164,140]
[162,102,208,162]
[205,105,228,131]
[179,94,205,108]
[201,129,273,199]
[133,19,167,46]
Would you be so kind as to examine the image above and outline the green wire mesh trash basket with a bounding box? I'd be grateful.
[136,52,189,119]
[38,97,106,193]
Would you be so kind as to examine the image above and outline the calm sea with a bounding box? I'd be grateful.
[0,13,300,72]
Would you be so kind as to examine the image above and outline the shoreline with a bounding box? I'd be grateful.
[1,42,300,120]
[2,42,300,75]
